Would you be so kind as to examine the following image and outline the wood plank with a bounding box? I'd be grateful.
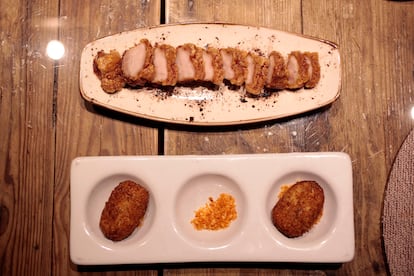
[302,1,412,275]
[54,0,160,274]
[374,1,414,167]
[166,0,301,28]
[373,0,413,272]
[0,0,58,275]
[301,1,388,274]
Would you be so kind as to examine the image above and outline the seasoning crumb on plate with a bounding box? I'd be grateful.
[191,193,237,230]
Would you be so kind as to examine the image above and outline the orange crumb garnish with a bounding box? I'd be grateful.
[191,193,237,230]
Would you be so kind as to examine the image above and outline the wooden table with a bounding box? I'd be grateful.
[1,0,413,275]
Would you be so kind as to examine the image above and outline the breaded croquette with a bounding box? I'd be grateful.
[271,180,324,238]
[99,180,149,241]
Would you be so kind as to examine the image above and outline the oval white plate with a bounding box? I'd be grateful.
[80,23,341,125]
[70,153,354,265]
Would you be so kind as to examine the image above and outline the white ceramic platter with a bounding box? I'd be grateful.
[70,153,354,265]
[79,23,341,125]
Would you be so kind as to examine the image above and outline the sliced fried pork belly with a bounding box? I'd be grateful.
[121,39,154,86]
[202,47,224,85]
[266,51,288,90]
[303,52,321,88]
[94,40,322,95]
[93,50,125,93]
[176,44,195,82]
[245,53,269,95]
[220,48,235,81]
[233,49,249,86]
[152,44,178,86]
[176,43,205,82]
[232,48,248,86]
[286,51,310,89]
[220,48,248,86]
[190,44,205,81]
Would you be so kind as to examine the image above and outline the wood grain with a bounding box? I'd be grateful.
[303,1,413,274]
[53,0,160,275]
[301,1,390,274]
[0,0,59,275]
[374,1,414,167]
[166,0,301,28]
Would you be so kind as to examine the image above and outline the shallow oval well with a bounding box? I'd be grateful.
[85,173,155,249]
[173,173,246,249]
[265,171,338,249]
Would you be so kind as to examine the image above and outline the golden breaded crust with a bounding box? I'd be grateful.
[93,50,125,93]
[220,47,248,86]
[266,51,288,89]
[181,43,205,81]
[99,180,149,241]
[286,51,310,89]
[304,52,321,88]
[206,46,224,85]
[231,48,248,86]
[122,39,155,86]
[245,53,269,95]
[271,180,324,238]
[160,44,178,86]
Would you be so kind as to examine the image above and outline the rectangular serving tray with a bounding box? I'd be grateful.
[70,153,354,265]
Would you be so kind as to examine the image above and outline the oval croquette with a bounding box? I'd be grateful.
[271,180,324,238]
[99,180,149,241]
